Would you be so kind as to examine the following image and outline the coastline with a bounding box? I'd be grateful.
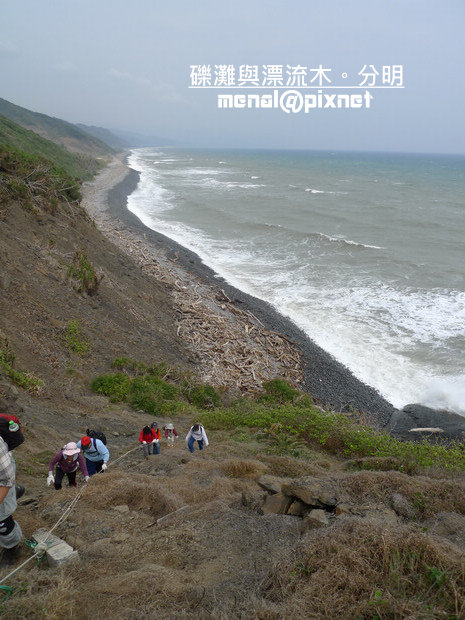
[83,154,400,428]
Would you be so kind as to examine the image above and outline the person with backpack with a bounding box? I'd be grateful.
[185,423,209,453]
[163,423,178,447]
[0,414,25,567]
[76,434,109,476]
[150,422,161,455]
[47,442,89,489]
[139,425,158,457]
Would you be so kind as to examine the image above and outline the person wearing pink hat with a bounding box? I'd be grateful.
[47,442,89,490]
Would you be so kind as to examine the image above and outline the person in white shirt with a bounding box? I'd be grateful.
[185,424,208,453]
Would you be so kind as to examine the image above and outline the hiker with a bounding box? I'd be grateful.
[185,423,208,453]
[0,414,25,567]
[139,425,158,457]
[47,442,89,490]
[150,422,161,455]
[163,423,178,447]
[76,435,109,476]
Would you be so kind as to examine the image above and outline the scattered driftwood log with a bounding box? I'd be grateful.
[91,214,303,393]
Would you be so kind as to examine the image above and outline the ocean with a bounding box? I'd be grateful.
[126,148,465,415]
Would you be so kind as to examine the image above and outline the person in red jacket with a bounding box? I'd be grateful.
[139,425,160,457]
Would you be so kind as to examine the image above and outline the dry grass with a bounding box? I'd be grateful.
[7,422,465,619]
[340,470,465,517]
[220,458,268,479]
[82,469,182,517]
[261,518,465,618]
[258,454,334,478]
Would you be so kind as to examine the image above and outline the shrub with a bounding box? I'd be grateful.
[0,336,43,393]
[67,249,103,295]
[261,379,300,404]
[184,384,220,409]
[91,373,131,402]
[63,320,90,355]
[128,375,179,414]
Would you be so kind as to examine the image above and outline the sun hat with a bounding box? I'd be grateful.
[63,441,80,456]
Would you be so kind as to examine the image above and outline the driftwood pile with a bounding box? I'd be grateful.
[171,285,302,391]
[89,212,303,392]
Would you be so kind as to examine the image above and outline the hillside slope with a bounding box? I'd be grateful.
[0,115,103,180]
[1,145,465,619]
[0,97,114,158]
[0,145,192,403]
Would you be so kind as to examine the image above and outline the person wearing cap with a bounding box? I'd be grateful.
[185,423,209,453]
[150,422,161,455]
[47,442,89,490]
[76,435,110,476]
[163,423,178,447]
[0,414,25,567]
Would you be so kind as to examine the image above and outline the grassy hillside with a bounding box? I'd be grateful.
[0,97,114,157]
[0,114,103,180]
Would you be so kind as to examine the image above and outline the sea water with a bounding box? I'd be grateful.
[127,148,465,414]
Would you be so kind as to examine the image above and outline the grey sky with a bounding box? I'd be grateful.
[1,0,464,153]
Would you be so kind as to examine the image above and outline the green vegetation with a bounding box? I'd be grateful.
[91,361,465,472]
[261,378,301,403]
[200,398,465,471]
[0,97,114,158]
[181,383,220,409]
[0,145,82,216]
[91,359,218,415]
[91,373,131,403]
[0,114,103,180]
[63,321,90,355]
[110,357,168,378]
[66,249,103,295]
[0,336,43,393]
[129,375,180,414]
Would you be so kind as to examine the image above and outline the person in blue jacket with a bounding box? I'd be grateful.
[76,435,109,476]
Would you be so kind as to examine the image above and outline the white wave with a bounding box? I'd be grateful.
[421,376,465,415]
[127,152,174,216]
[197,178,266,190]
[316,232,384,250]
[251,176,260,179]
[180,167,231,175]
[218,161,227,164]
[305,188,348,195]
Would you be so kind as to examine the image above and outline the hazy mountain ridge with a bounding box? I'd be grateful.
[75,123,130,151]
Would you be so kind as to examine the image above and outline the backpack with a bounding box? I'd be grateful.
[0,413,25,451]
[86,429,107,445]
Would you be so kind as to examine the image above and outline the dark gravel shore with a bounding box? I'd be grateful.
[107,166,401,429]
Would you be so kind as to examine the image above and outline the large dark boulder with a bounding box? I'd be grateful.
[386,403,465,441]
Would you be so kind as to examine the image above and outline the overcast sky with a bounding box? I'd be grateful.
[1,0,464,153]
